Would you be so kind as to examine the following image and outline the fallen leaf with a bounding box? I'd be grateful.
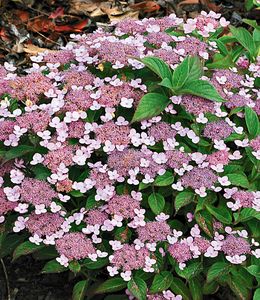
[69,0,102,15]
[0,28,10,42]
[27,17,55,32]
[129,1,161,13]
[109,11,139,22]
[54,19,90,32]
[23,44,58,55]
[49,7,65,19]
[15,10,30,22]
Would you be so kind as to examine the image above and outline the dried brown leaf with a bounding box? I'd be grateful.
[23,44,57,55]
[109,10,139,22]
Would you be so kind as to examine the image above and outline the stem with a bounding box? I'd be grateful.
[1,258,11,300]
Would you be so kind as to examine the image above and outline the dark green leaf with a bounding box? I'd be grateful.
[83,258,108,270]
[13,241,44,261]
[174,191,194,212]
[207,262,231,282]
[42,259,68,273]
[154,171,174,187]
[131,93,170,123]
[189,277,203,300]
[227,173,250,188]
[170,277,191,300]
[246,265,260,278]
[69,261,81,273]
[150,271,173,293]
[175,262,203,280]
[3,145,35,161]
[94,278,127,294]
[148,193,165,215]
[245,106,260,139]
[206,205,232,224]
[253,288,260,300]
[72,280,88,300]
[127,276,147,300]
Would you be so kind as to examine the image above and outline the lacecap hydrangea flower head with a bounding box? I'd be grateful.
[0,10,259,300]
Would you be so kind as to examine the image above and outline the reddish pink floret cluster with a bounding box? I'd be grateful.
[222,235,251,256]
[203,120,233,141]
[166,150,191,170]
[84,209,108,226]
[0,120,15,141]
[95,122,131,146]
[9,72,53,103]
[17,111,50,133]
[26,212,63,236]
[206,150,230,166]
[168,242,192,263]
[0,188,16,215]
[20,178,57,206]
[137,221,171,243]
[43,50,75,64]
[232,191,254,208]
[181,95,215,115]
[148,122,177,142]
[181,167,217,190]
[110,244,149,272]
[56,232,96,261]
[62,69,95,88]
[108,195,140,219]
[250,136,260,151]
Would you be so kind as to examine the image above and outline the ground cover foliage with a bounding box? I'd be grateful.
[0,9,260,300]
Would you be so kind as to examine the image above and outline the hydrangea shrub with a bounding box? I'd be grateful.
[0,10,260,300]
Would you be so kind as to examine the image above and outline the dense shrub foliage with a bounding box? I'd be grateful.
[0,11,260,300]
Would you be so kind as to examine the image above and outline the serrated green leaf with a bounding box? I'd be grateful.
[180,80,225,102]
[42,259,68,273]
[170,277,190,300]
[127,276,147,300]
[72,280,88,300]
[154,171,174,187]
[148,193,165,215]
[150,271,173,293]
[230,25,257,60]
[227,173,250,188]
[13,241,44,261]
[131,93,170,123]
[189,277,203,300]
[245,106,260,139]
[94,277,127,294]
[141,56,172,80]
[206,204,232,224]
[174,191,194,212]
[207,262,231,282]
[172,56,203,90]
[175,262,203,280]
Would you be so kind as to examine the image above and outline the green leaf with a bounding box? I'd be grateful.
[207,262,231,282]
[141,57,172,80]
[203,281,219,295]
[254,289,260,300]
[195,210,213,237]
[83,258,108,269]
[159,77,173,89]
[227,173,250,188]
[206,205,232,224]
[150,271,173,293]
[154,171,174,187]
[31,164,51,180]
[69,261,81,273]
[175,262,203,280]
[246,265,260,278]
[245,106,260,139]
[94,277,127,294]
[42,259,68,273]
[13,241,44,261]
[0,233,26,259]
[127,276,147,300]
[230,25,257,60]
[243,19,260,30]
[72,280,88,300]
[131,93,170,123]
[3,145,35,161]
[189,278,203,300]
[245,0,254,11]
[170,277,191,300]
[148,193,165,215]
[174,191,194,212]
[180,80,225,102]
[228,273,251,300]
[172,56,202,90]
